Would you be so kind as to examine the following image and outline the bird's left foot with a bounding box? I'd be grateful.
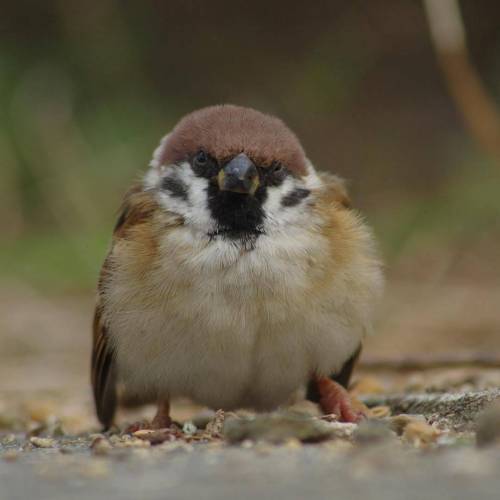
[124,400,172,433]
[314,377,365,423]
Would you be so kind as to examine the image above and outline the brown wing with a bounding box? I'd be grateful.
[91,185,182,428]
[91,298,117,429]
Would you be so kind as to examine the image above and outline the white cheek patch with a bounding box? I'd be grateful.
[144,134,171,190]
[262,169,322,232]
[143,167,163,190]
[149,161,216,235]
[303,159,322,190]
[263,177,295,220]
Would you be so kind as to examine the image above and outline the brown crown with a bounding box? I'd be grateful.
[160,105,308,176]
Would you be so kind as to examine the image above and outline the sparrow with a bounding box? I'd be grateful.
[91,104,383,430]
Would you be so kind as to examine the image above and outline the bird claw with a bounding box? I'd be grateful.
[315,376,366,423]
[151,413,173,429]
[124,420,152,434]
[124,415,173,434]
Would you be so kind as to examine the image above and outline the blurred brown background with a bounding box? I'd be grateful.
[1,1,499,420]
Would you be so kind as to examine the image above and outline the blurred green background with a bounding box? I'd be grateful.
[1,0,500,292]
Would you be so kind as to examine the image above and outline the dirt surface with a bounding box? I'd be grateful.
[1,281,500,499]
[3,444,500,500]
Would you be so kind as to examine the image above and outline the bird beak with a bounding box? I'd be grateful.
[218,153,259,195]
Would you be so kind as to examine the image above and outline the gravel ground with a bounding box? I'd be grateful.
[1,285,500,500]
[2,393,500,500]
[3,433,500,500]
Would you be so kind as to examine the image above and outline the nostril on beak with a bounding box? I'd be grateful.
[218,153,259,194]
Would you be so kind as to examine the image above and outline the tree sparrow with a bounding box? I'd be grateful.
[91,105,383,429]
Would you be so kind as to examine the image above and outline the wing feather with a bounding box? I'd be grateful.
[91,185,182,428]
[91,300,117,429]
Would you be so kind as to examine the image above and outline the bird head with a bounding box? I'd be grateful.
[144,105,322,243]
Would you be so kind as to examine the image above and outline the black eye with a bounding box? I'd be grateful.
[194,150,208,166]
[192,150,218,178]
[267,162,287,185]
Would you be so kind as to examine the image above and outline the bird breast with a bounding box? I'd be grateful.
[103,217,375,410]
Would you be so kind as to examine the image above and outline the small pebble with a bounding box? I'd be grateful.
[388,414,426,436]
[90,436,113,455]
[115,436,151,448]
[369,406,391,418]
[1,433,17,445]
[402,421,440,447]
[182,421,197,435]
[204,410,225,438]
[476,400,500,447]
[30,437,57,448]
[324,421,357,439]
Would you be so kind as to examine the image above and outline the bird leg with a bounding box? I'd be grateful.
[124,399,172,433]
[151,399,172,429]
[314,376,365,423]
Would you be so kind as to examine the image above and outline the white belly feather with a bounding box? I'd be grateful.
[105,224,371,411]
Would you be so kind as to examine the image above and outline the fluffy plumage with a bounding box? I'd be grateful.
[91,105,383,429]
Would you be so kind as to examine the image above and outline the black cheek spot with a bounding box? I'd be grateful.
[281,188,310,207]
[161,177,188,201]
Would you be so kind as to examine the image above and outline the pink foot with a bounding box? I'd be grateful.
[151,413,172,429]
[315,377,365,423]
[124,420,152,434]
[150,399,172,429]
[124,400,172,433]
[124,415,173,434]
